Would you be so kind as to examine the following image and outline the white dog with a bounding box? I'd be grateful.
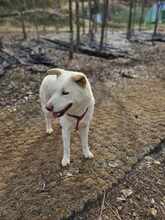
[39,68,95,166]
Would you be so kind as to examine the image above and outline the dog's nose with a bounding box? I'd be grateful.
[46,103,53,112]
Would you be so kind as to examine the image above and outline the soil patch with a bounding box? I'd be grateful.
[0,78,164,220]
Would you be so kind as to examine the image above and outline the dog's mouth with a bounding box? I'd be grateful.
[53,103,73,118]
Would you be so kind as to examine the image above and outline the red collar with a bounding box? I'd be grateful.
[67,107,88,130]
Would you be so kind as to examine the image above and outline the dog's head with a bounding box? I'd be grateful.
[46,68,92,118]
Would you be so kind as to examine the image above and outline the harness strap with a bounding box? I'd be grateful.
[67,107,88,130]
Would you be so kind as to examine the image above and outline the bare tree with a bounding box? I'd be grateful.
[75,0,80,48]
[127,0,134,40]
[20,0,27,39]
[69,0,74,59]
[132,0,137,33]
[0,37,3,51]
[153,0,160,37]
[54,0,61,10]
[100,0,109,50]
[41,0,47,34]
[81,0,86,34]
[20,12,27,40]
[93,0,99,33]
[32,0,40,40]
[139,0,145,31]
[88,0,93,40]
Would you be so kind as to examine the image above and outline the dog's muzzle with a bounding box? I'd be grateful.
[52,103,73,118]
[46,104,53,112]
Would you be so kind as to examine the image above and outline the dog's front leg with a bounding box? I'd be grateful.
[79,125,94,159]
[61,128,71,166]
[44,110,53,134]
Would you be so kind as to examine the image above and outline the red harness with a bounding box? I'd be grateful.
[67,107,88,130]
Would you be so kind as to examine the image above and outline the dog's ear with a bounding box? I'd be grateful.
[47,68,63,77]
[72,74,86,88]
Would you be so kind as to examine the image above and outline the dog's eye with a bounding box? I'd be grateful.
[62,90,69,95]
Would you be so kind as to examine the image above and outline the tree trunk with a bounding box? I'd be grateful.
[21,0,27,40]
[55,0,61,10]
[88,0,93,41]
[32,0,40,40]
[139,0,145,31]
[69,0,74,59]
[127,0,134,40]
[93,0,99,33]
[81,0,85,34]
[99,0,108,50]
[153,0,160,37]
[0,37,3,51]
[132,0,137,33]
[75,0,80,48]
[42,0,47,34]
[20,12,27,40]
[34,17,39,40]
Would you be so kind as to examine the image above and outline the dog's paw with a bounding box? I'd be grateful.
[84,151,94,159]
[61,158,70,167]
[46,128,53,134]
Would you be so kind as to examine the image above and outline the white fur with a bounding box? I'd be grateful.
[39,69,95,166]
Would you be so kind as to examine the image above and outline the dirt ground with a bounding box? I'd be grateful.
[77,143,165,220]
[0,39,165,220]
